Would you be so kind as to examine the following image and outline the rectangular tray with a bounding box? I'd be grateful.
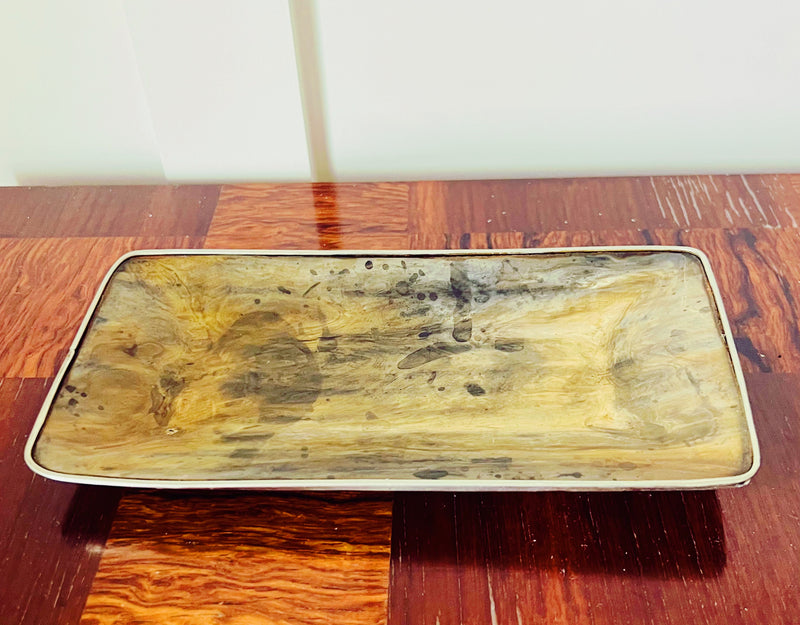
[25,247,759,490]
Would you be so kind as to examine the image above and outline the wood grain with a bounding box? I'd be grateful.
[0,236,204,377]
[635,228,800,374]
[412,225,800,375]
[394,178,800,625]
[390,491,727,625]
[206,183,410,249]
[0,378,121,625]
[3,177,800,625]
[81,492,392,625]
[0,186,220,238]
[788,174,800,203]
[389,373,800,625]
[409,175,800,235]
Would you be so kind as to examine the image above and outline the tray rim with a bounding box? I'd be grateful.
[24,245,761,491]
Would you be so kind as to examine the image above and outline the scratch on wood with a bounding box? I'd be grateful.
[738,197,754,223]
[679,178,702,221]
[725,190,742,218]
[668,179,691,226]
[648,177,667,220]
[698,177,713,202]
[783,206,798,228]
[740,175,774,226]
[664,194,683,227]
[487,569,499,625]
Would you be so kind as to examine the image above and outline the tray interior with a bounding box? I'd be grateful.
[30,250,754,486]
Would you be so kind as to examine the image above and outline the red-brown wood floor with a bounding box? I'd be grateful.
[1,176,798,624]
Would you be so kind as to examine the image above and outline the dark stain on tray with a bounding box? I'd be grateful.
[230,448,260,459]
[221,433,275,443]
[449,264,473,343]
[471,457,512,464]
[493,339,524,352]
[413,469,449,479]
[465,383,486,396]
[397,343,471,369]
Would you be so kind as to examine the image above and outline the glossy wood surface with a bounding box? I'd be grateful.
[81,492,391,625]
[1,176,799,624]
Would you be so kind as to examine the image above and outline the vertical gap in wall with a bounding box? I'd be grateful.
[289,0,333,183]
[119,1,168,183]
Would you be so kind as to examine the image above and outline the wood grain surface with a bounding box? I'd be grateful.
[407,175,800,234]
[1,176,800,625]
[389,373,800,625]
[0,378,121,625]
[207,183,409,250]
[0,236,205,378]
[81,492,392,625]
[0,185,219,238]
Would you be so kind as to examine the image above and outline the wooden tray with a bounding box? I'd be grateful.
[25,247,759,490]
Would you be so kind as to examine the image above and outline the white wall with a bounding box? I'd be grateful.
[0,158,16,187]
[1,1,799,185]
[0,1,164,185]
[123,0,309,182]
[316,0,800,180]
[0,0,309,185]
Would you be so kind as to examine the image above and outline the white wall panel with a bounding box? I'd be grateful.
[123,0,310,182]
[0,160,16,187]
[315,0,800,180]
[0,1,165,185]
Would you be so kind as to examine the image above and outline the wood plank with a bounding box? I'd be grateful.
[0,186,220,238]
[389,494,464,625]
[81,492,393,625]
[0,378,121,625]
[407,175,800,235]
[390,491,728,625]
[759,174,800,227]
[3,178,800,625]
[407,181,449,235]
[389,372,800,625]
[206,183,409,249]
[0,236,205,377]
[786,174,800,211]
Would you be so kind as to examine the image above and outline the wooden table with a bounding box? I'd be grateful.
[1,176,798,624]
